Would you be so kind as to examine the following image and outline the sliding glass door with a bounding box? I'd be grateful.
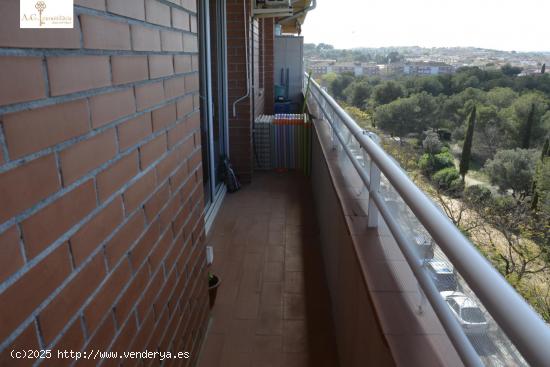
[198,0,229,218]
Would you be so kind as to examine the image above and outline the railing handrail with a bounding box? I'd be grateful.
[306,74,550,367]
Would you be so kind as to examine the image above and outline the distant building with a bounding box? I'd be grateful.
[403,61,453,75]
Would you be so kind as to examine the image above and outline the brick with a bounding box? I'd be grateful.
[84,260,131,333]
[47,56,111,96]
[80,15,131,50]
[129,219,160,268]
[106,0,145,20]
[39,254,105,344]
[184,73,200,92]
[42,320,84,367]
[140,134,167,169]
[114,266,149,323]
[105,210,145,268]
[167,123,187,150]
[169,165,189,194]
[145,0,171,26]
[0,227,23,284]
[21,181,97,259]
[0,324,39,367]
[131,25,161,52]
[75,0,106,10]
[183,34,198,53]
[0,56,46,106]
[130,310,154,352]
[181,0,196,13]
[172,8,190,31]
[0,244,71,341]
[187,112,201,133]
[110,315,137,353]
[60,129,117,185]
[148,229,173,274]
[2,99,90,159]
[159,195,181,232]
[118,113,153,151]
[161,31,183,52]
[0,1,80,49]
[97,151,139,202]
[136,270,163,321]
[192,55,200,72]
[112,56,149,85]
[124,170,157,213]
[176,95,194,119]
[149,55,174,79]
[152,103,177,131]
[156,150,180,183]
[164,76,187,99]
[70,197,124,266]
[144,183,170,222]
[0,155,61,224]
[90,89,136,128]
[87,316,116,352]
[135,82,165,111]
[152,268,176,316]
[174,55,192,74]
[190,15,198,33]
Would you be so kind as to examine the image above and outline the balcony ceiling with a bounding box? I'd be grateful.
[280,0,312,34]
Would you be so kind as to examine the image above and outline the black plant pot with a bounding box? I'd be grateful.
[208,275,221,308]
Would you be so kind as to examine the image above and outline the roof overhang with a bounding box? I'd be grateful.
[279,0,313,34]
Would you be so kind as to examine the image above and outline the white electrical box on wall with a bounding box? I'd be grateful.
[253,0,293,18]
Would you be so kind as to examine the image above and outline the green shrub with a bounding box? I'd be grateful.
[432,167,464,195]
[419,149,455,175]
[464,185,492,205]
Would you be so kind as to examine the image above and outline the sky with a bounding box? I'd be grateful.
[301,0,550,52]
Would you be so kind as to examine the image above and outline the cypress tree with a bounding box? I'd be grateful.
[541,137,549,159]
[459,106,476,181]
[542,63,546,74]
[521,103,535,149]
[531,137,549,209]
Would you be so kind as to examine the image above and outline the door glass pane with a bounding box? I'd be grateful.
[198,0,212,206]
[209,0,227,187]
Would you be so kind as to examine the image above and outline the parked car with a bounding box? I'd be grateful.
[427,260,458,291]
[440,291,489,335]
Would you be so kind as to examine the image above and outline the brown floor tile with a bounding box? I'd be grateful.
[263,261,284,282]
[199,172,339,367]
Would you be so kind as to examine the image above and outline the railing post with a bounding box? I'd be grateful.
[367,160,380,228]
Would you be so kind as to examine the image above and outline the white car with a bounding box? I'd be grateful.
[440,291,488,335]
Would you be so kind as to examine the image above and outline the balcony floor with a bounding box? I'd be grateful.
[197,172,339,367]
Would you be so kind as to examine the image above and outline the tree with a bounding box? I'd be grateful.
[480,198,548,283]
[328,73,354,100]
[371,81,404,106]
[483,148,538,197]
[343,80,372,108]
[521,104,536,149]
[459,106,476,181]
[422,131,442,154]
[501,63,523,77]
[374,92,437,137]
[532,141,550,212]
[542,64,546,74]
[504,93,549,148]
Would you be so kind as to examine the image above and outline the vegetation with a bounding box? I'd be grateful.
[459,106,476,180]
[320,61,550,320]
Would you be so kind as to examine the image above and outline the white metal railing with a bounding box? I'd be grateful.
[305,74,550,367]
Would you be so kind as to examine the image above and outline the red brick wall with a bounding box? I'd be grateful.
[226,0,274,183]
[263,19,275,115]
[0,0,209,365]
